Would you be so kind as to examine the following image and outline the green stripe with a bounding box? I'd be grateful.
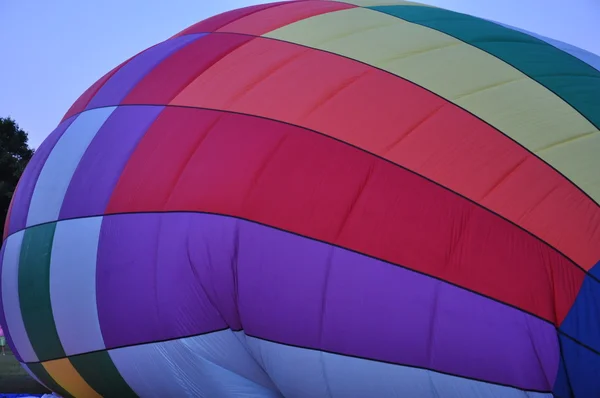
[18,223,65,360]
[70,351,139,397]
[369,5,600,129]
[26,362,73,398]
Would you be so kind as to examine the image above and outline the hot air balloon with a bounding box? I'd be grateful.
[1,1,599,397]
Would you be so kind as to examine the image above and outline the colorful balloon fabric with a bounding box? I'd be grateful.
[2,1,600,397]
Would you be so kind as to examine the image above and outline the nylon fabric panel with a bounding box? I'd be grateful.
[215,1,356,36]
[103,107,221,212]
[123,34,254,105]
[26,107,116,227]
[69,351,138,398]
[230,216,558,390]
[371,5,600,129]
[61,58,130,122]
[172,2,290,37]
[554,335,600,397]
[335,0,434,6]
[477,157,600,272]
[21,363,50,391]
[264,7,600,203]
[18,223,64,361]
[49,217,104,356]
[6,3,598,397]
[85,34,202,109]
[59,106,163,219]
[108,107,583,324]
[559,275,600,354]
[27,362,73,398]
[7,117,75,236]
[532,43,600,73]
[243,334,554,397]
[491,21,600,72]
[70,211,559,391]
[1,231,35,362]
[108,331,280,398]
[42,358,102,398]
[591,260,600,280]
[371,5,600,204]
[96,213,228,348]
[552,354,572,398]
[2,187,15,240]
[0,241,19,361]
[167,36,600,271]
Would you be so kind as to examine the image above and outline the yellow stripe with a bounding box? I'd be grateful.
[43,358,102,398]
[265,7,600,201]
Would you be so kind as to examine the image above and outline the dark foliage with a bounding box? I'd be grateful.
[0,118,34,239]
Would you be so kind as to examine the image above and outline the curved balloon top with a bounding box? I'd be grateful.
[1,1,600,397]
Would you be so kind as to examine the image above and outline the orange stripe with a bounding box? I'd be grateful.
[43,358,102,398]
[166,36,600,270]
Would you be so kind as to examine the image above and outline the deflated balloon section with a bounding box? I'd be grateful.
[1,1,600,397]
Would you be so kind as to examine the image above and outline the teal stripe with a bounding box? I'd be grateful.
[19,223,65,361]
[369,5,600,129]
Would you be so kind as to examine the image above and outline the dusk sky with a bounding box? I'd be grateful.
[2,0,599,148]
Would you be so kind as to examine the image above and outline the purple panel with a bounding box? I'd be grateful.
[59,106,163,219]
[7,117,76,234]
[96,213,228,349]
[85,34,204,109]
[94,212,558,391]
[236,220,559,392]
[0,242,20,361]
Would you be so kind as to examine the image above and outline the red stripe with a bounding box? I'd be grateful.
[216,1,355,36]
[122,34,253,106]
[106,107,584,324]
[171,1,294,38]
[60,58,130,122]
[164,36,600,271]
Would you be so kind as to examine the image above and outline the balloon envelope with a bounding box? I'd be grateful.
[1,1,600,397]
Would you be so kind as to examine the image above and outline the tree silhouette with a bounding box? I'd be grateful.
[0,117,34,239]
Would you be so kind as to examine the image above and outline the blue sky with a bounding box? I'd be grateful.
[1,0,599,148]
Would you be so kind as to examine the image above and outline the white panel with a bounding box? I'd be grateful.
[109,330,281,398]
[244,335,554,398]
[0,231,37,362]
[50,217,104,355]
[107,328,553,397]
[26,107,116,227]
